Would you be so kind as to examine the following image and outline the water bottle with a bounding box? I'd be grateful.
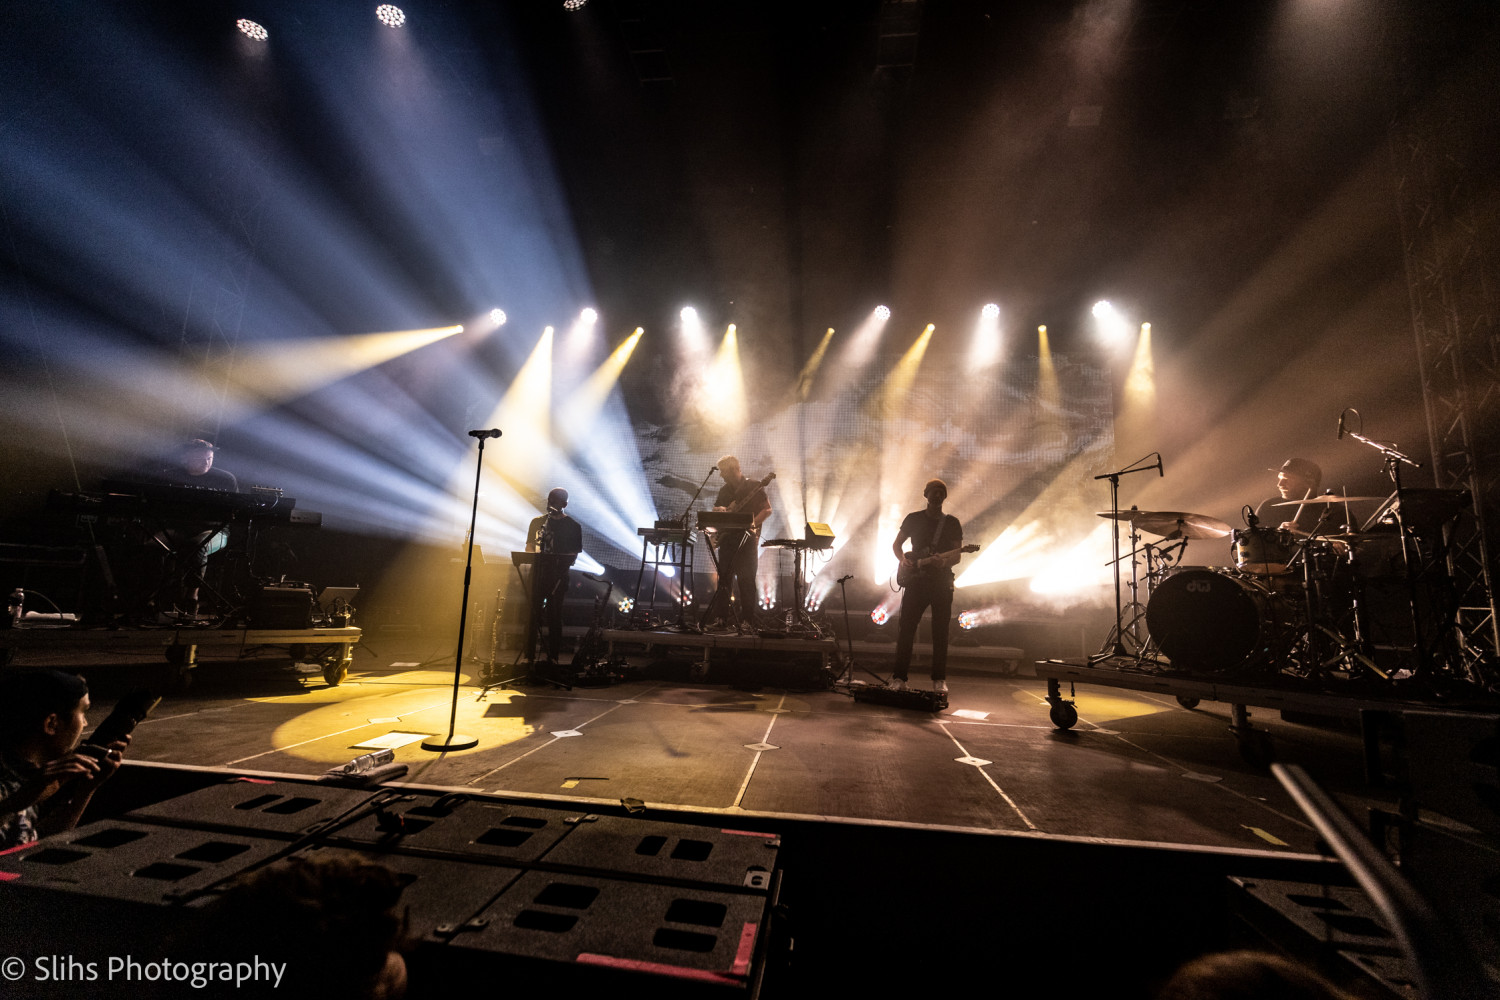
[337,748,395,775]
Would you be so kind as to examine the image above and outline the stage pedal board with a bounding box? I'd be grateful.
[850,685,948,712]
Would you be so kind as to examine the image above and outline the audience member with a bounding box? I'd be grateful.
[0,670,128,848]
[1158,949,1361,1000]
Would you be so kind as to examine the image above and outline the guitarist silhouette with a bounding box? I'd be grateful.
[888,478,969,694]
[702,456,773,631]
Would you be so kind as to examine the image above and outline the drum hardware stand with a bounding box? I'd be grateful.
[1342,417,1442,679]
[1091,453,1165,664]
[1100,525,1151,660]
[1283,522,1389,684]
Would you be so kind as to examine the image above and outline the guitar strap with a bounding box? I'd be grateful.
[913,512,959,555]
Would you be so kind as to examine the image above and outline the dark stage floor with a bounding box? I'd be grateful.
[42,632,1396,857]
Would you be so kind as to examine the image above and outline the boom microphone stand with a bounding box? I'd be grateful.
[423,429,500,753]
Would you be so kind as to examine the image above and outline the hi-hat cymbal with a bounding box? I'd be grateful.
[1095,509,1232,539]
[1271,496,1385,506]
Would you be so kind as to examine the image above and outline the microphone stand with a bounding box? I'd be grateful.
[675,466,718,527]
[663,466,717,631]
[1092,454,1163,664]
[422,434,491,753]
[1342,424,1431,680]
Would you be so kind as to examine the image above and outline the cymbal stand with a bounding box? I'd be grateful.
[1100,521,1150,660]
[1091,454,1165,663]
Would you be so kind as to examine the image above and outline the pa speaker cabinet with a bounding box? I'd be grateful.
[248,584,314,628]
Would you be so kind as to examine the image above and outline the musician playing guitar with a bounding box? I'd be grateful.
[702,456,772,631]
[889,478,969,694]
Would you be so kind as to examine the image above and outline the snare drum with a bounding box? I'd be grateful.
[1232,526,1298,576]
[1146,568,1290,675]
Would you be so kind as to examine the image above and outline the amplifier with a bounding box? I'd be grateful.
[248,584,315,629]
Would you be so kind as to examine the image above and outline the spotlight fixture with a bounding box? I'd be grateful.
[375,4,406,27]
[874,305,891,320]
[958,610,979,630]
[490,309,507,326]
[580,307,598,324]
[759,595,775,611]
[678,590,693,605]
[981,303,1000,320]
[870,606,891,626]
[563,0,589,9]
[1092,300,1114,318]
[617,597,635,613]
[680,306,697,322]
[236,18,268,40]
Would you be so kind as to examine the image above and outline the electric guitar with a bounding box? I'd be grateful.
[896,543,978,588]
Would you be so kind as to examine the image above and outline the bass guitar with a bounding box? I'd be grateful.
[896,543,978,589]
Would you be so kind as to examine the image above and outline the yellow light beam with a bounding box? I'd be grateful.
[559,327,644,449]
[880,323,934,418]
[700,323,746,432]
[208,325,464,406]
[795,327,836,399]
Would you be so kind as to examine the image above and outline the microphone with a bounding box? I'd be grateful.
[1337,412,1345,440]
[468,428,501,439]
[710,466,718,472]
[1156,454,1164,477]
[837,574,854,583]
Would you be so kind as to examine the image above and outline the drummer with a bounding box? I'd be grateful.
[1255,458,1324,535]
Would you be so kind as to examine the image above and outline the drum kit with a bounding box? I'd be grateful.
[1095,494,1448,687]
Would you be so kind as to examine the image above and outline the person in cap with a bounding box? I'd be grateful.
[0,670,130,848]
[1256,458,1324,534]
[524,487,584,665]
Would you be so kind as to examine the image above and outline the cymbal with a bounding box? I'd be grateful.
[1270,496,1385,506]
[1095,510,1232,539]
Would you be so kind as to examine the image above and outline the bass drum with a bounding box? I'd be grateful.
[1146,569,1288,675]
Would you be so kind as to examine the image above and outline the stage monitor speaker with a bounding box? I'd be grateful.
[804,522,835,550]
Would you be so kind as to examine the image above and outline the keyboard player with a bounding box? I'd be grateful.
[702,456,771,631]
[524,488,584,665]
[129,438,239,615]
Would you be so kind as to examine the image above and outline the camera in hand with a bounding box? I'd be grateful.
[78,688,161,756]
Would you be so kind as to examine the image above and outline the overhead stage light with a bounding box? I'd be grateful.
[375,5,406,27]
[236,19,268,40]
[680,306,698,322]
[490,309,507,327]
[981,303,1000,319]
[563,0,589,9]
[580,307,598,325]
[874,305,891,320]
